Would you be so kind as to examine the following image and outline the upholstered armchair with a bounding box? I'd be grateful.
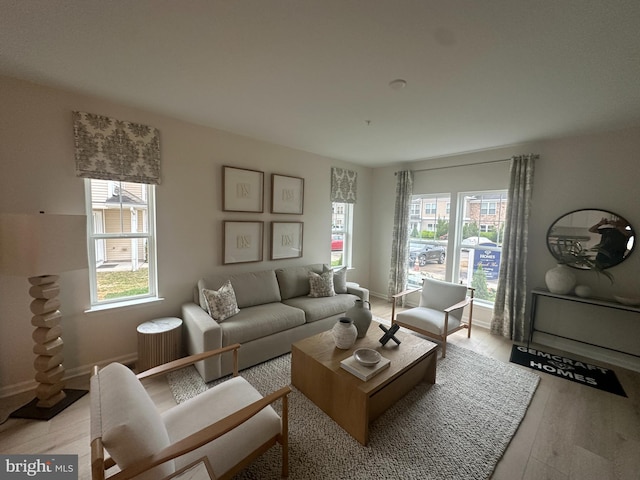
[392,278,474,357]
[90,344,290,480]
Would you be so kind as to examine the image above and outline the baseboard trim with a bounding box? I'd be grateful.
[0,353,138,399]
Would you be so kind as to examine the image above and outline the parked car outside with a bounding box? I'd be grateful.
[331,234,344,251]
[408,242,446,266]
[461,236,496,247]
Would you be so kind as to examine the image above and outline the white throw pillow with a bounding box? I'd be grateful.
[308,271,336,298]
[202,280,240,321]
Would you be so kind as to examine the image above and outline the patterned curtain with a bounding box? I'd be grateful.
[73,111,161,185]
[388,170,414,302]
[331,167,357,203]
[490,154,537,341]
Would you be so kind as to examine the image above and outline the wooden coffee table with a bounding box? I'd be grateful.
[291,321,439,445]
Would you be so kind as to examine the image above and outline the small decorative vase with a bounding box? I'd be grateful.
[331,317,358,349]
[346,299,373,338]
[545,264,576,295]
[574,285,592,298]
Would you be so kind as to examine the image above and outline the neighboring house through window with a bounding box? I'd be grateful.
[85,179,158,307]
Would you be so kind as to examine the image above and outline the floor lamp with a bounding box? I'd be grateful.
[0,213,88,420]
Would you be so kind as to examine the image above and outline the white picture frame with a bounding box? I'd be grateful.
[271,174,304,214]
[223,166,264,212]
[271,222,303,260]
[223,221,264,264]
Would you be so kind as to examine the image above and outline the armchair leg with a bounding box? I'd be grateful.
[441,338,447,358]
[282,394,289,478]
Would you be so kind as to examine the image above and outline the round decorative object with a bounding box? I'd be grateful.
[353,348,381,366]
[346,299,373,338]
[545,264,577,295]
[574,285,592,298]
[331,317,358,349]
[613,295,640,306]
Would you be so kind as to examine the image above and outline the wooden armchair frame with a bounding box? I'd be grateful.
[392,285,475,358]
[91,343,290,480]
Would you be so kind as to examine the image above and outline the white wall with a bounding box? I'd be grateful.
[0,75,372,396]
[371,127,640,370]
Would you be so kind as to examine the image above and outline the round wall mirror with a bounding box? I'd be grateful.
[546,209,635,270]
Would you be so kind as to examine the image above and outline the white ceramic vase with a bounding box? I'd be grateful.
[545,264,576,295]
[331,317,358,349]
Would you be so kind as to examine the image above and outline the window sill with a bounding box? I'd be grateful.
[85,296,164,313]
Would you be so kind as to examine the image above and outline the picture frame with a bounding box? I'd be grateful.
[271,221,303,260]
[271,174,304,214]
[223,221,264,264]
[223,166,264,212]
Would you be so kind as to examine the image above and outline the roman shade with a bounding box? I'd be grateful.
[73,111,161,185]
[330,167,357,203]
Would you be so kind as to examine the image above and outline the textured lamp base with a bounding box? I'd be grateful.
[9,388,88,421]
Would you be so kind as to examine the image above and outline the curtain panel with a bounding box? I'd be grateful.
[490,154,537,341]
[331,167,357,203]
[388,170,414,302]
[73,111,161,185]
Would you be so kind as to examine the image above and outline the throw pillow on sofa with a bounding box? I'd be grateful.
[326,265,348,294]
[308,271,336,298]
[202,280,240,321]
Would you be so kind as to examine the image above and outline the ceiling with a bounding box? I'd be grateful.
[2,1,640,167]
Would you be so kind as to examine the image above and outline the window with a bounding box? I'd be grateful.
[85,179,158,307]
[408,194,450,286]
[331,202,352,268]
[456,191,507,305]
[406,190,508,306]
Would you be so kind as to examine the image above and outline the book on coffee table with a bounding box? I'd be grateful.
[340,355,391,381]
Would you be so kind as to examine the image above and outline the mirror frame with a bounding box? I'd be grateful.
[546,208,635,270]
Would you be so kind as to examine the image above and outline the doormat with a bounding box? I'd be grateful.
[510,345,626,397]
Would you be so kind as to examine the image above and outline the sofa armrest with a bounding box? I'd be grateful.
[181,302,223,381]
[346,284,370,302]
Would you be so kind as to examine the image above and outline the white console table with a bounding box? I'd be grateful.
[529,288,640,358]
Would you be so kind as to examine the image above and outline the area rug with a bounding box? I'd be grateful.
[167,343,539,479]
[510,345,626,397]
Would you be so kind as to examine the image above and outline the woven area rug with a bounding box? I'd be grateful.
[167,343,539,480]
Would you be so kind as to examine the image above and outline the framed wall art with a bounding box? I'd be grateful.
[271,174,304,214]
[271,222,303,260]
[223,221,264,264]
[223,166,264,212]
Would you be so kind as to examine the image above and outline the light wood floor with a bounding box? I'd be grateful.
[1,296,639,479]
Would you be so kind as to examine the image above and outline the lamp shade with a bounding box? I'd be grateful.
[0,213,88,277]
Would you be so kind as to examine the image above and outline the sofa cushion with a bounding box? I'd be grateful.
[308,271,336,298]
[282,293,360,323]
[219,302,305,345]
[275,264,324,300]
[202,280,240,322]
[198,269,281,310]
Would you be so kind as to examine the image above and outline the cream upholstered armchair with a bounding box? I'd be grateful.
[90,344,290,480]
[392,278,474,358]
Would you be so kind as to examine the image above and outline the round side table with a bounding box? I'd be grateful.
[137,317,182,372]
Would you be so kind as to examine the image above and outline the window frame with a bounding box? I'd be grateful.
[85,179,159,309]
[331,201,353,268]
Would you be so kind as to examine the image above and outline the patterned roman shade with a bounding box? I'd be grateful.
[330,167,357,203]
[73,111,161,185]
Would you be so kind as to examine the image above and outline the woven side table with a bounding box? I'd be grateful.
[137,317,183,372]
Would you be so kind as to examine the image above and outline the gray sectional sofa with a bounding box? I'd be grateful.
[181,263,369,382]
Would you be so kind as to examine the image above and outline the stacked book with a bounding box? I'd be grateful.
[340,355,390,381]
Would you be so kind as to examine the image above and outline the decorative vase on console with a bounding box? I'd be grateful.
[331,317,358,349]
[545,264,576,295]
[346,299,372,338]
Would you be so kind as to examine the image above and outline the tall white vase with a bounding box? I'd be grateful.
[545,264,576,294]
